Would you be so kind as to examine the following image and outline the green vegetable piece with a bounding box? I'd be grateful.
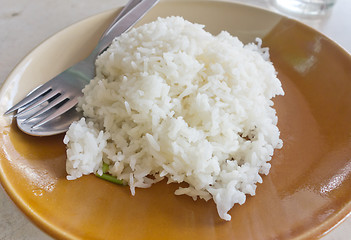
[95,173,125,185]
[102,162,109,173]
[96,162,125,185]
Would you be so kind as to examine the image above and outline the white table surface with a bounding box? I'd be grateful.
[0,0,350,239]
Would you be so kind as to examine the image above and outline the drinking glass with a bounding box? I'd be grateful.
[271,0,337,16]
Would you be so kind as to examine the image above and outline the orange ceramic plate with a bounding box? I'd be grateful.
[1,1,351,239]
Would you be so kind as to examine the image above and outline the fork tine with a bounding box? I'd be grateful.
[5,84,52,115]
[15,89,60,117]
[23,94,69,122]
[32,98,79,128]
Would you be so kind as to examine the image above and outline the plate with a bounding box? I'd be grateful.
[1,1,351,239]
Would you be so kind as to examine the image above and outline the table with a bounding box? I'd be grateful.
[0,0,350,239]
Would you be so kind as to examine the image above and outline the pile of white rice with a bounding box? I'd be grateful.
[64,16,284,221]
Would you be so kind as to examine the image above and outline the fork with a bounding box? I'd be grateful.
[5,0,159,136]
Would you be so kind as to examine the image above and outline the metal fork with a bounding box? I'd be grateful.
[5,0,159,136]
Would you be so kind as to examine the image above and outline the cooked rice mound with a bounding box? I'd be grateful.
[64,16,284,221]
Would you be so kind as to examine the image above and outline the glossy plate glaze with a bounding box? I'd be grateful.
[1,1,351,239]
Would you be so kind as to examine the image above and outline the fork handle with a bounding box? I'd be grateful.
[100,0,142,41]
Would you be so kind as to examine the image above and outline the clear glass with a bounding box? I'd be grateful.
[271,0,337,16]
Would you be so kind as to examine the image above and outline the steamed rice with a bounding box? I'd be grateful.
[64,16,284,221]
